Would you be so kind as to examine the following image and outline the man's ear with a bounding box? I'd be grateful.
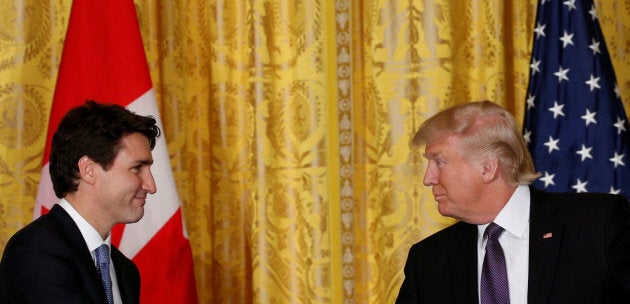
[480,154,500,183]
[77,156,96,185]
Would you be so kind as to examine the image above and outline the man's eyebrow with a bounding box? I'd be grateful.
[423,151,443,159]
[135,159,154,166]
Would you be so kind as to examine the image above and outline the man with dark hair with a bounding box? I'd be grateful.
[396,101,630,303]
[0,100,160,303]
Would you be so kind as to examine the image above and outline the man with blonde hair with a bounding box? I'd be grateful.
[396,101,630,303]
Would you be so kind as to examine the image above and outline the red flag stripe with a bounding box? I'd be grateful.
[133,209,198,303]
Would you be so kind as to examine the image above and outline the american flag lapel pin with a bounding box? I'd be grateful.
[543,232,553,239]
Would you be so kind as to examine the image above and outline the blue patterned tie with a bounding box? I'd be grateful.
[481,223,510,304]
[95,244,114,304]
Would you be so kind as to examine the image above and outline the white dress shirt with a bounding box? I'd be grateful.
[477,185,530,304]
[58,199,123,303]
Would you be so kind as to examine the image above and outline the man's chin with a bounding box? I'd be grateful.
[436,203,455,218]
[124,210,145,224]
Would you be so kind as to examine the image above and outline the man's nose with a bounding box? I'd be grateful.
[423,165,436,186]
[143,172,157,194]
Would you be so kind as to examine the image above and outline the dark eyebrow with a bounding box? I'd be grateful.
[135,159,154,166]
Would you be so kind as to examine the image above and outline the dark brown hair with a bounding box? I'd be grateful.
[49,100,160,197]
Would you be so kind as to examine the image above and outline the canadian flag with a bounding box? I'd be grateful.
[34,0,198,303]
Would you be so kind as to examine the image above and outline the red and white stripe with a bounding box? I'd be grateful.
[34,0,197,303]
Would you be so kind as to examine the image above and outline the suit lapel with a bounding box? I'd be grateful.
[49,205,108,303]
[449,223,480,303]
[112,247,139,304]
[528,188,564,303]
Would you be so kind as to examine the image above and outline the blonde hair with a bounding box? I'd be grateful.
[411,101,540,185]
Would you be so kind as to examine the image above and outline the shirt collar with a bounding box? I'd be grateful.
[478,185,530,239]
[58,199,111,252]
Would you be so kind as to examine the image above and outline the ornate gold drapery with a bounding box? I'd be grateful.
[1,0,629,303]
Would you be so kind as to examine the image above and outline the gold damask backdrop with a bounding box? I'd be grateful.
[1,0,629,303]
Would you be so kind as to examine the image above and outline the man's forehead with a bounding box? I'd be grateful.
[423,144,445,159]
[115,134,154,161]
[423,137,459,158]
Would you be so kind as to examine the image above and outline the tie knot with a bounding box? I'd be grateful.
[95,244,110,265]
[484,222,505,241]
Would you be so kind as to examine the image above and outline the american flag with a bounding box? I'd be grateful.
[523,0,630,201]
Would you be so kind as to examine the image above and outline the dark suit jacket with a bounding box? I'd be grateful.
[396,188,630,303]
[0,204,140,304]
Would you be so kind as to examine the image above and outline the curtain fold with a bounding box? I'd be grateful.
[1,0,629,303]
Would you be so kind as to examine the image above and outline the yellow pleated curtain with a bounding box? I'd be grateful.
[1,0,629,303]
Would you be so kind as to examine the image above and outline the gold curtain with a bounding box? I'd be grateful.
[1,0,629,303]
